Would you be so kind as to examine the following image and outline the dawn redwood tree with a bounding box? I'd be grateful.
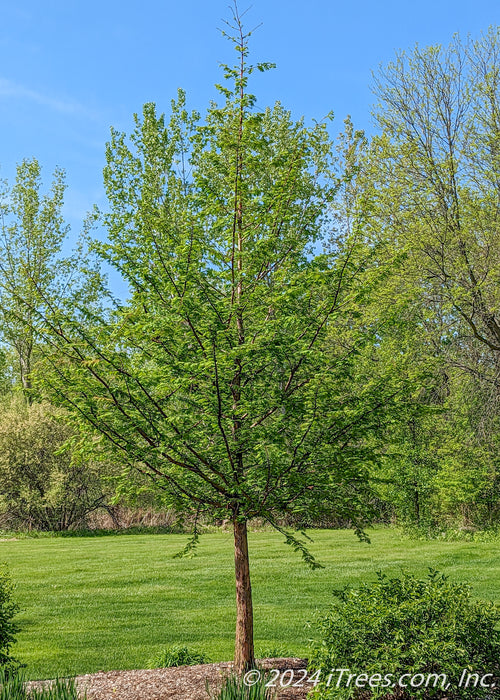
[31,10,398,672]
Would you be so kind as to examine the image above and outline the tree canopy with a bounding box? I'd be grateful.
[15,9,401,671]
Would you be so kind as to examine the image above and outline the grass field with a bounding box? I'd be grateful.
[1,527,499,680]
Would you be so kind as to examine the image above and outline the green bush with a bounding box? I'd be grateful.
[148,644,208,668]
[0,399,108,531]
[310,570,500,699]
[0,568,20,670]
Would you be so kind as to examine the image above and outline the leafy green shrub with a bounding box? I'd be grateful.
[0,399,108,531]
[0,568,20,670]
[310,570,500,699]
[0,667,84,699]
[148,644,208,668]
[206,673,275,700]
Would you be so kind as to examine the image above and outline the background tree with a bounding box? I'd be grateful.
[0,159,69,401]
[370,28,500,385]
[24,10,403,672]
[0,160,117,530]
[357,28,500,530]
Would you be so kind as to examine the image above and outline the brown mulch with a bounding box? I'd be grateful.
[33,658,311,700]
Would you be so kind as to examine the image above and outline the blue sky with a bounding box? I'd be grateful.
[1,0,499,236]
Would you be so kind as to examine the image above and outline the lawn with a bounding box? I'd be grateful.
[1,527,499,680]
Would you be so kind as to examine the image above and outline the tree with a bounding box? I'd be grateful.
[431,373,500,528]
[0,159,69,400]
[363,29,500,529]
[370,28,500,386]
[27,8,399,672]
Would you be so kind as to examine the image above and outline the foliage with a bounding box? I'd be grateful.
[430,375,500,527]
[0,348,15,398]
[18,6,402,671]
[0,667,84,700]
[375,366,500,530]
[37,47,393,541]
[0,567,20,670]
[206,673,275,700]
[0,157,105,403]
[343,27,500,532]
[0,398,109,531]
[148,645,209,668]
[310,569,500,699]
[0,160,68,399]
[370,29,500,377]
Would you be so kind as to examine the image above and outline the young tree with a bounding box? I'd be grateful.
[29,10,398,672]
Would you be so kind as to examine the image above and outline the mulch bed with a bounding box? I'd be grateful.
[32,658,311,700]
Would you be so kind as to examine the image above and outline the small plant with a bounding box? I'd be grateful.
[29,677,84,700]
[206,673,275,700]
[0,667,84,699]
[255,646,290,660]
[310,569,500,699]
[0,567,21,670]
[148,644,209,668]
[0,665,24,700]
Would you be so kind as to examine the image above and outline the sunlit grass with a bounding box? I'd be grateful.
[1,527,498,679]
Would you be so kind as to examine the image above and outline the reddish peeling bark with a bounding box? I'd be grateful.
[233,517,255,673]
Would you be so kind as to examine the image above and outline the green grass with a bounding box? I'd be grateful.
[1,527,499,680]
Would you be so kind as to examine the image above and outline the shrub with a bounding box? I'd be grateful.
[0,568,20,670]
[0,399,108,531]
[148,644,208,668]
[310,569,500,699]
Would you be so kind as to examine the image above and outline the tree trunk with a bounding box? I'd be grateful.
[233,517,255,673]
[18,349,33,403]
